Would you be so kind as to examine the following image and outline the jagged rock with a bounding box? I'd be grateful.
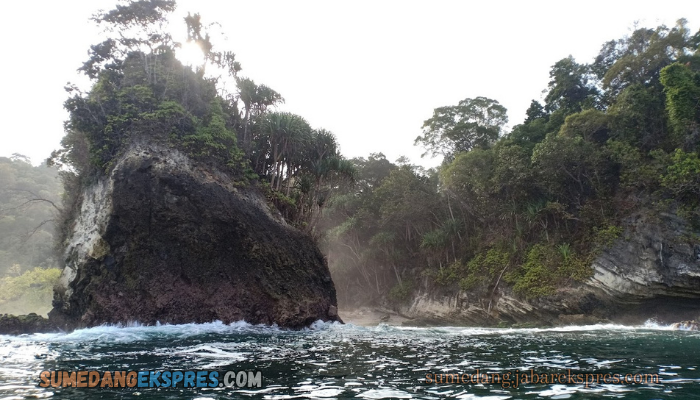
[49,140,341,330]
[0,314,56,335]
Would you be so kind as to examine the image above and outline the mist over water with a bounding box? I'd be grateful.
[2,320,700,399]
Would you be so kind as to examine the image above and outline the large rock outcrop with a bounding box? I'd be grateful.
[49,140,341,330]
[401,209,700,326]
[0,314,56,335]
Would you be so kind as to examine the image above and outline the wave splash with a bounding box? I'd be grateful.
[1,317,687,345]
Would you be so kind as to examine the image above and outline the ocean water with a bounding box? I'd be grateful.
[1,320,699,399]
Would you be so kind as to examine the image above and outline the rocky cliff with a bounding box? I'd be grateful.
[49,140,341,330]
[400,209,700,326]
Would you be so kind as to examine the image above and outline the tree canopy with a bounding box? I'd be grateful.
[415,96,508,160]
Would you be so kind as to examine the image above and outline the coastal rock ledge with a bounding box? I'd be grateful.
[399,209,700,326]
[48,140,341,330]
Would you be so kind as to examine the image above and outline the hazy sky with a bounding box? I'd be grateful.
[1,1,698,167]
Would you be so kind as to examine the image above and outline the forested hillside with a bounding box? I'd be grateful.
[0,156,61,314]
[320,20,700,308]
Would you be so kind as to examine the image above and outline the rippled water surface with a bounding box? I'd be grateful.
[2,321,700,399]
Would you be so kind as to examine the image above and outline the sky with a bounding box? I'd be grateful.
[1,1,699,168]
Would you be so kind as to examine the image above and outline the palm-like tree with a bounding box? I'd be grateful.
[236,78,283,150]
[257,111,312,190]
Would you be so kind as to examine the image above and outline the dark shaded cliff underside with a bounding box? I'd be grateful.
[49,145,341,330]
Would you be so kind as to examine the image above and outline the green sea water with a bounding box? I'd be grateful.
[1,321,699,399]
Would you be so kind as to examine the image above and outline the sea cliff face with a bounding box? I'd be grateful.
[400,209,700,326]
[49,140,341,330]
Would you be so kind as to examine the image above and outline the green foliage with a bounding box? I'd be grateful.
[597,20,694,97]
[468,248,510,277]
[426,248,512,293]
[375,166,439,232]
[608,84,669,149]
[415,97,507,160]
[181,99,243,168]
[559,109,611,143]
[459,249,511,291]
[248,111,355,232]
[420,230,448,251]
[606,140,666,190]
[525,100,547,123]
[592,225,623,251]
[505,243,592,298]
[544,56,599,114]
[0,157,61,276]
[50,0,358,251]
[54,1,248,176]
[506,118,548,151]
[321,156,441,306]
[319,18,700,308]
[660,149,700,201]
[531,134,612,204]
[0,267,61,316]
[441,149,496,220]
[432,261,462,287]
[557,243,572,259]
[389,280,414,303]
[660,63,700,142]
[558,253,594,282]
[507,244,558,298]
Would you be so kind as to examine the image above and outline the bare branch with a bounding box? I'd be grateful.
[21,219,56,243]
[0,189,61,213]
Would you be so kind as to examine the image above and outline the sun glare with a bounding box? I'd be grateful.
[177,41,204,67]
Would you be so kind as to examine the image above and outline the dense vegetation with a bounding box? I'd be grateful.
[322,20,700,307]
[0,156,62,314]
[0,267,61,316]
[48,0,355,237]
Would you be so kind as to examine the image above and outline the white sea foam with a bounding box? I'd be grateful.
[357,388,413,398]
[24,320,278,341]
[2,317,685,345]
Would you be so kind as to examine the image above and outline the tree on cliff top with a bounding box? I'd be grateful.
[414,96,507,162]
[50,0,354,239]
[51,0,246,177]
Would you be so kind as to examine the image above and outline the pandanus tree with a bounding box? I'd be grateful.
[248,111,355,232]
[253,111,312,190]
[297,130,356,232]
[236,78,284,150]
